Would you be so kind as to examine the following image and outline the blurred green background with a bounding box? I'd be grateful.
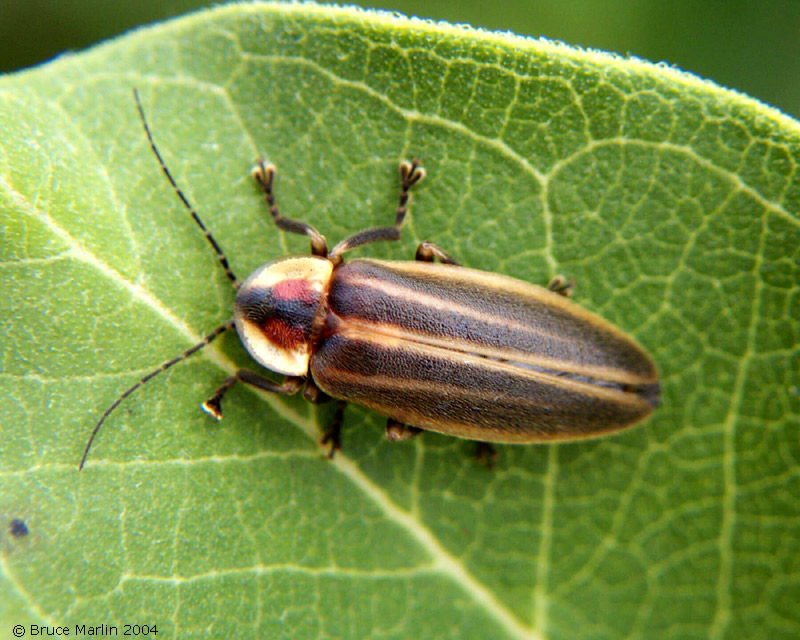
[2,0,799,120]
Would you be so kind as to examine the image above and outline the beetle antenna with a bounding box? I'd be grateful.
[80,321,234,470]
[133,88,238,285]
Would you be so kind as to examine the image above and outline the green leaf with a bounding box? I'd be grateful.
[2,4,799,639]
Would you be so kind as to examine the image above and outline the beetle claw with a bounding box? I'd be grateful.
[385,419,422,442]
[547,275,575,297]
[251,158,276,190]
[400,159,426,189]
[321,427,341,458]
[201,398,223,421]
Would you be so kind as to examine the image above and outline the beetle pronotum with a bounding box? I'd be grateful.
[79,90,660,469]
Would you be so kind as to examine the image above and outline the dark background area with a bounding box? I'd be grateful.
[2,0,799,119]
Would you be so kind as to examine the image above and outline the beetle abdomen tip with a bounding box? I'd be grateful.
[638,382,661,408]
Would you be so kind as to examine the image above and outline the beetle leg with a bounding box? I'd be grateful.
[302,376,331,404]
[320,401,347,458]
[547,275,575,297]
[251,159,329,257]
[202,371,304,419]
[385,419,423,442]
[327,160,426,263]
[475,442,498,469]
[415,241,460,265]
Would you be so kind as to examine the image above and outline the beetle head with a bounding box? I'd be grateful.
[234,256,333,376]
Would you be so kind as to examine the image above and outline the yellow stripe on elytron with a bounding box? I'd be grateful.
[334,276,654,385]
[342,270,552,337]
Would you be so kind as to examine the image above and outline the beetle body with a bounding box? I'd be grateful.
[235,255,659,444]
[79,91,659,469]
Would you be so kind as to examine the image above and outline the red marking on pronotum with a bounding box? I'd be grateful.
[273,278,318,303]
[259,317,307,350]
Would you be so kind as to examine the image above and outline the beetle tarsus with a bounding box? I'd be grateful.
[203,375,238,420]
[385,419,423,442]
[400,159,426,190]
[250,158,275,191]
[321,401,346,458]
[475,442,498,469]
[303,377,330,404]
[547,275,575,297]
[396,160,426,227]
[415,241,460,265]
[201,398,224,420]
[321,428,341,458]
